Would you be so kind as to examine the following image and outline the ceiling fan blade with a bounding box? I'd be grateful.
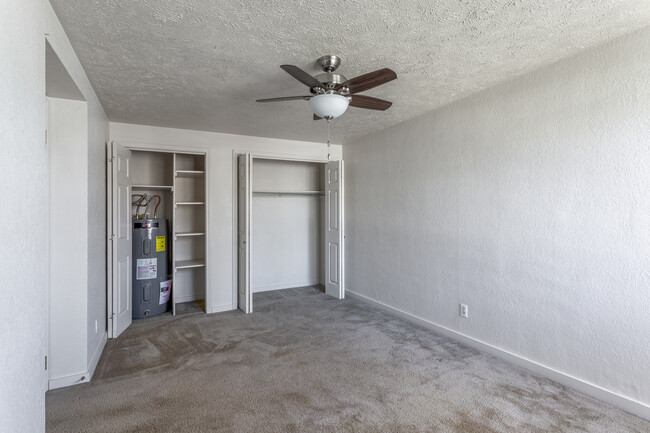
[256,95,312,103]
[280,65,323,89]
[313,114,323,120]
[339,68,397,94]
[349,95,392,111]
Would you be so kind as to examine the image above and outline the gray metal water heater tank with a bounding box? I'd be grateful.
[132,219,170,318]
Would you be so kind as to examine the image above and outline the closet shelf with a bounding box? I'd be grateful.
[176,170,205,178]
[175,232,205,239]
[174,259,206,270]
[175,201,205,206]
[132,184,173,191]
[252,190,325,196]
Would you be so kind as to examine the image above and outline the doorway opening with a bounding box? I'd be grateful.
[46,39,90,389]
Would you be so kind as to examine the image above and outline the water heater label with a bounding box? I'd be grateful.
[136,258,157,280]
[159,280,172,305]
[156,236,166,252]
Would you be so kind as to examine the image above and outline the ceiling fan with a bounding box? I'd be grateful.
[256,55,397,120]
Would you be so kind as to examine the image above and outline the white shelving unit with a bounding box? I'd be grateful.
[130,150,208,316]
[172,153,208,315]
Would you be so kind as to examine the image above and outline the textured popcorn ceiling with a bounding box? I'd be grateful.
[49,0,650,144]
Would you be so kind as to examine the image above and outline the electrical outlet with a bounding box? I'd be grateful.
[459,303,468,318]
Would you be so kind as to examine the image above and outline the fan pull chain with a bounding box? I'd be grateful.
[327,118,331,160]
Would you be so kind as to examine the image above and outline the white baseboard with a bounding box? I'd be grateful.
[209,303,233,313]
[48,371,90,390]
[252,281,319,293]
[88,333,107,379]
[48,333,107,390]
[346,290,650,421]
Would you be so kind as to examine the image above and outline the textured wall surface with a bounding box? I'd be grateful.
[49,0,650,143]
[0,0,47,431]
[344,25,650,413]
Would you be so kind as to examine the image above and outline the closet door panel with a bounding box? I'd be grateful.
[237,153,252,313]
[111,142,133,337]
[325,160,344,299]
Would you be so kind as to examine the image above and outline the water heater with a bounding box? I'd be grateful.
[132,219,170,318]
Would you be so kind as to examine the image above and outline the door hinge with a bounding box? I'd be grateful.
[45,356,48,371]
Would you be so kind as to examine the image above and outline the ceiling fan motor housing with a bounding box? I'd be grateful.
[314,55,350,93]
[313,73,348,93]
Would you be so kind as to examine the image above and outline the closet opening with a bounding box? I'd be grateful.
[237,154,344,313]
[108,144,208,338]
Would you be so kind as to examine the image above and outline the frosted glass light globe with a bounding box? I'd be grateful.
[309,94,350,119]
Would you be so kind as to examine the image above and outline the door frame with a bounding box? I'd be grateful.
[231,150,344,312]
[107,140,210,338]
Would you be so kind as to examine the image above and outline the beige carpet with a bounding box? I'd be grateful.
[46,287,649,432]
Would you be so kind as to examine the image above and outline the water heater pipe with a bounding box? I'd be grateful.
[146,195,162,219]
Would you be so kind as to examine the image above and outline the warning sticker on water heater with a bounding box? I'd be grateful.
[136,258,157,280]
[159,280,172,305]
[156,236,165,252]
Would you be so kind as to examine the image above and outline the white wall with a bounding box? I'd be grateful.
[110,123,342,312]
[48,98,89,382]
[0,0,47,431]
[344,26,650,417]
[252,159,323,292]
[45,1,110,387]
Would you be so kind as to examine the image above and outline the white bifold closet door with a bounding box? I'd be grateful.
[325,160,344,299]
[237,153,252,313]
[110,141,133,337]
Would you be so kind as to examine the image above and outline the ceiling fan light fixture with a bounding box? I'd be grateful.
[258,57,396,118]
[309,94,349,120]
